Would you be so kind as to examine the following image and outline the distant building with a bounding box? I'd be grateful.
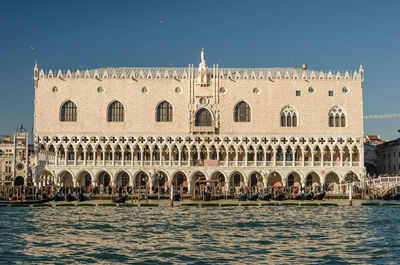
[364,135,385,176]
[0,125,35,186]
[376,137,400,175]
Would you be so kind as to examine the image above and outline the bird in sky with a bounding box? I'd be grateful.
[30,46,36,51]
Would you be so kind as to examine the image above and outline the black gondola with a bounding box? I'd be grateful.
[313,192,325,200]
[291,194,304,200]
[77,194,91,202]
[173,192,181,201]
[54,194,65,201]
[66,194,76,202]
[247,194,258,201]
[0,196,55,205]
[303,192,314,200]
[273,193,286,201]
[259,194,272,201]
[392,193,400,200]
[238,193,247,201]
[112,195,128,203]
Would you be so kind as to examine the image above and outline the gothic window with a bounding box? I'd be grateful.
[107,101,124,122]
[234,101,251,122]
[329,106,346,127]
[156,101,173,122]
[60,100,77,122]
[195,108,212,126]
[280,106,297,127]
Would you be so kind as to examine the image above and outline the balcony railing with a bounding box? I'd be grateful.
[276,161,283,166]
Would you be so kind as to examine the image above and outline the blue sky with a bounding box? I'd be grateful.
[0,0,399,140]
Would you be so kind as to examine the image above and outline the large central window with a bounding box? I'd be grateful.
[156,101,173,122]
[195,108,212,126]
[234,101,251,122]
[60,100,77,122]
[107,101,124,122]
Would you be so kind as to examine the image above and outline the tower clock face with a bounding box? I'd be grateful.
[16,163,24,171]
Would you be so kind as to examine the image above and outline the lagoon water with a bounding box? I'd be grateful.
[1,204,399,264]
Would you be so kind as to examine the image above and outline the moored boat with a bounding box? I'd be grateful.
[112,195,128,203]
[0,196,55,205]
[259,194,272,201]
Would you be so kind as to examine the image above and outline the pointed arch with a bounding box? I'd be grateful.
[280,106,297,127]
[107,100,124,122]
[156,101,173,122]
[60,100,77,121]
[195,108,212,126]
[234,101,251,122]
[329,106,346,127]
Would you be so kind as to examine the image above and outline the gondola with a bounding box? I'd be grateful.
[247,193,258,201]
[303,192,314,200]
[112,195,128,203]
[273,193,286,201]
[238,193,247,201]
[259,194,272,201]
[173,192,181,201]
[54,194,65,201]
[313,192,325,200]
[392,193,400,200]
[291,194,304,200]
[0,196,55,205]
[77,194,91,202]
[66,194,77,202]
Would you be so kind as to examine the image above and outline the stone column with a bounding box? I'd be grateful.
[283,149,286,166]
[122,150,125,166]
[245,148,248,167]
[55,149,58,166]
[311,151,314,167]
[178,148,182,166]
[112,149,115,166]
[340,150,343,167]
[330,151,333,167]
[93,151,96,166]
[350,149,353,167]
[74,151,77,166]
[168,149,171,166]
[102,151,105,166]
[150,149,153,166]
[84,149,87,166]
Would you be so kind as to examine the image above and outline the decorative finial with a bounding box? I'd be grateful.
[198,48,208,73]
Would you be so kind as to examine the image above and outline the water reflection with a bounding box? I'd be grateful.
[0,206,399,264]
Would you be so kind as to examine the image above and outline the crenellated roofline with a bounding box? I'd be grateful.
[33,64,364,82]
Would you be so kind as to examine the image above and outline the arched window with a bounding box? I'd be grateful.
[329,106,346,127]
[107,101,124,122]
[156,101,173,122]
[195,108,212,126]
[341,114,346,127]
[60,100,77,122]
[280,106,297,127]
[234,101,251,122]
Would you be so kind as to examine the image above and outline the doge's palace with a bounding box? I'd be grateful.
[33,49,365,191]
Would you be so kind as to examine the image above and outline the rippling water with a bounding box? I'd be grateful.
[1,203,400,264]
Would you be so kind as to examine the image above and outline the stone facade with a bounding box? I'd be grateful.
[0,127,34,186]
[376,138,400,175]
[33,50,365,190]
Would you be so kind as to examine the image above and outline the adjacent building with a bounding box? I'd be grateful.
[0,125,35,186]
[33,49,365,190]
[376,137,400,175]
